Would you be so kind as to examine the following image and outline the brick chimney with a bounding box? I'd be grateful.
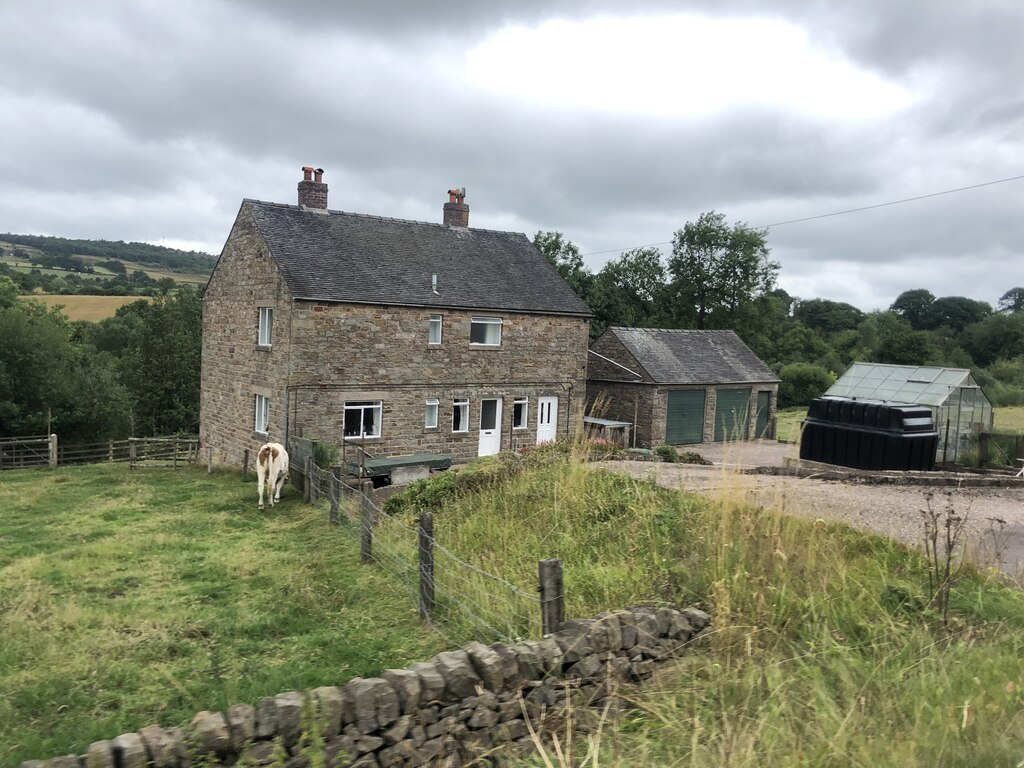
[443,187,469,228]
[297,166,328,209]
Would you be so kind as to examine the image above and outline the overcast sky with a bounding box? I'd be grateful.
[1,1,1022,311]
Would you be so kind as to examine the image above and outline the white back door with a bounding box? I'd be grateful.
[537,396,558,444]
[478,398,502,456]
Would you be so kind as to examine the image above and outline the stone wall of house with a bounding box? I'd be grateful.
[200,204,294,468]
[200,203,590,469]
[23,605,710,768]
[287,304,589,465]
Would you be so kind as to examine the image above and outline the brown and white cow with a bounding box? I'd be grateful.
[256,442,289,510]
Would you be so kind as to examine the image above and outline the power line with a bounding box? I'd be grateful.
[578,173,1024,258]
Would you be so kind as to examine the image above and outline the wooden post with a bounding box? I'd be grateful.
[129,439,137,471]
[978,433,989,468]
[108,441,114,463]
[539,558,564,636]
[207,447,213,474]
[329,467,341,523]
[242,449,250,478]
[419,511,435,620]
[360,480,374,563]
[173,440,178,469]
[304,457,314,503]
[48,433,58,469]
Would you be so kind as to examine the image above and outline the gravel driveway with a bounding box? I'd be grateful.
[602,441,1024,578]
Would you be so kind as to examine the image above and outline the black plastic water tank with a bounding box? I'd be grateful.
[799,396,938,471]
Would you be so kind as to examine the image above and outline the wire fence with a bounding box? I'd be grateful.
[290,440,547,646]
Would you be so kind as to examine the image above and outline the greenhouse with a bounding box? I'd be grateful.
[824,363,993,463]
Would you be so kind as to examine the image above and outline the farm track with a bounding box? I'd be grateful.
[602,441,1024,579]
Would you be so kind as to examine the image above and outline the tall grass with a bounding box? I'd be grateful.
[388,446,1024,766]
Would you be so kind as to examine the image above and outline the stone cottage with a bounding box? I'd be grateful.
[200,168,592,468]
[587,327,780,448]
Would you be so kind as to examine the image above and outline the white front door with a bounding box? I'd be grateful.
[478,398,502,456]
[537,396,557,444]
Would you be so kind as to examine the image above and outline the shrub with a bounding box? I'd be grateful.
[654,444,679,462]
[779,362,835,407]
[312,441,339,469]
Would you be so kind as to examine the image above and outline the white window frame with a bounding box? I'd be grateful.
[470,316,502,346]
[512,397,529,430]
[452,398,470,433]
[258,307,273,346]
[428,315,443,345]
[254,394,270,434]
[344,400,382,439]
[425,398,439,429]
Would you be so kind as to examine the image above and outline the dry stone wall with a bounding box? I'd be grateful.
[22,605,709,768]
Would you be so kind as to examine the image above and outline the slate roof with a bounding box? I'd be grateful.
[605,327,779,384]
[243,200,592,316]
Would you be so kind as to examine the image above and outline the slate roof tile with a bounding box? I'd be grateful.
[245,200,592,316]
[607,327,779,385]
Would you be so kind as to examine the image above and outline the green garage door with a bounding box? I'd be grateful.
[665,390,705,445]
[755,391,771,438]
[714,388,751,442]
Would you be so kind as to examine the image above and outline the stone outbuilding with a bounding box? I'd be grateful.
[586,327,780,448]
[200,168,591,468]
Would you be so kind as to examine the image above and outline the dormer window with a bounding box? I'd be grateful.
[258,307,273,346]
[470,317,502,346]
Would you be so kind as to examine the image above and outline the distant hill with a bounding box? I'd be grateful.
[0,232,216,275]
[0,233,215,298]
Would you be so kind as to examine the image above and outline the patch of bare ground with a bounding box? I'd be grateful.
[602,440,1024,579]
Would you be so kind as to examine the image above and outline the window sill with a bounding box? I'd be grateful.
[255,344,272,352]
[469,344,502,349]
[452,431,469,435]
[252,430,269,440]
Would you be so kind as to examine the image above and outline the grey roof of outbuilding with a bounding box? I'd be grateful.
[606,327,780,384]
[244,200,592,316]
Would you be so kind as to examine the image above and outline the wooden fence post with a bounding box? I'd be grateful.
[304,457,315,503]
[242,449,250,478]
[419,511,435,620]
[207,447,213,474]
[539,558,564,636]
[360,480,374,563]
[129,439,138,471]
[48,434,58,469]
[978,433,990,467]
[329,467,341,523]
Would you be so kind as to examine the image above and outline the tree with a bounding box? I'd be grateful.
[533,231,590,295]
[793,299,864,336]
[665,211,778,329]
[889,289,935,330]
[923,296,990,332]
[592,247,666,328]
[998,287,1024,313]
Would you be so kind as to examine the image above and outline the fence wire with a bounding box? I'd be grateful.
[297,452,542,645]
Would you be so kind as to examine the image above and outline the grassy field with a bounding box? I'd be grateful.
[0,465,445,766]
[994,405,1024,432]
[7,451,1024,766]
[774,405,807,442]
[387,447,1024,766]
[19,294,152,321]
